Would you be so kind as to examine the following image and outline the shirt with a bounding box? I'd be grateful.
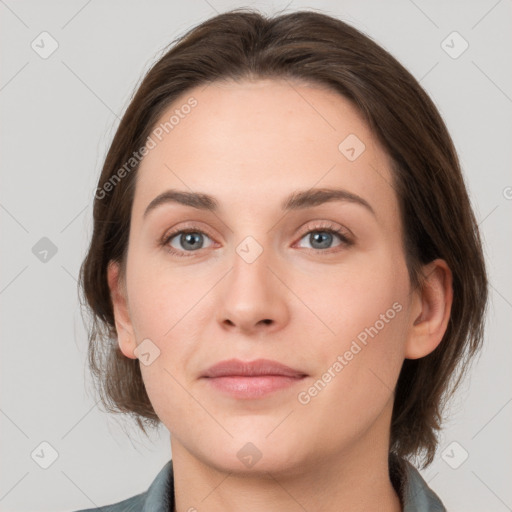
[72,455,446,512]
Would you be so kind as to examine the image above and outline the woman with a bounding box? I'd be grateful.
[76,8,487,511]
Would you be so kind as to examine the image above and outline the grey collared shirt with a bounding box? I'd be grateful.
[73,457,446,512]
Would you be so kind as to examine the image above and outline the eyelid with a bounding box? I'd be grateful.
[161,221,217,243]
[295,220,353,240]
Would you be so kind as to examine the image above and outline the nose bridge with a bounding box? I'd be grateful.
[217,233,288,332]
[229,234,275,303]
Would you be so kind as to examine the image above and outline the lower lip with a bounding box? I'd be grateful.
[203,375,306,399]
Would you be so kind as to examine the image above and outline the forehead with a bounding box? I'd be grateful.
[133,78,399,224]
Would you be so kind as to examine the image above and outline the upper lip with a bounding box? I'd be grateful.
[201,358,307,378]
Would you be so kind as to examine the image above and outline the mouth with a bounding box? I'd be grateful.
[201,358,308,399]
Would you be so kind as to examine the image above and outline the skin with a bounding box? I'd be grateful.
[107,78,453,512]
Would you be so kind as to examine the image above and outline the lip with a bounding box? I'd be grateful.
[201,358,307,378]
[201,358,307,399]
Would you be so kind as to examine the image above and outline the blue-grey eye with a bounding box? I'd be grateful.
[168,231,213,252]
[297,229,346,250]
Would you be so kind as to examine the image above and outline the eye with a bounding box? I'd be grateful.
[162,228,215,257]
[160,221,353,258]
[295,222,353,253]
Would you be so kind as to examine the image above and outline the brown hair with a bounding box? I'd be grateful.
[78,8,488,468]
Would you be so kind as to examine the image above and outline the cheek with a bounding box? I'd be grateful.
[296,298,407,444]
[126,251,207,377]
[126,252,201,339]
[299,252,409,401]
[294,248,407,341]
[139,362,194,439]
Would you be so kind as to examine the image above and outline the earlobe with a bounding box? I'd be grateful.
[107,260,138,360]
[405,259,453,359]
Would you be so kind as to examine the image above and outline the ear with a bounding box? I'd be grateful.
[404,258,453,359]
[107,260,137,359]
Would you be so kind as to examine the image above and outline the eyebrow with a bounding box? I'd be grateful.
[143,187,376,219]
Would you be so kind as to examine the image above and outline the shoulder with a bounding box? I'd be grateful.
[71,491,146,512]
[69,459,174,512]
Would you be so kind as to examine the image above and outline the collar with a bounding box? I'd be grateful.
[390,454,446,512]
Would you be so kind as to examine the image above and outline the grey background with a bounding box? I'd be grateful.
[1,1,511,511]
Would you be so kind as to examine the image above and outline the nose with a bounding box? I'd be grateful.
[216,246,290,335]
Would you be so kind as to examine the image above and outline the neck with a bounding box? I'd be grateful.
[170,409,401,512]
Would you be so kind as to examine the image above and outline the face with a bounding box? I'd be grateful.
[109,78,423,476]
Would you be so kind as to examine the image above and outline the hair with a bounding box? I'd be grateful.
[78,7,488,468]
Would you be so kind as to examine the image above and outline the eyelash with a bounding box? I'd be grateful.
[160,222,353,258]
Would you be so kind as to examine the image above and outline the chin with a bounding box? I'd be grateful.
[199,434,308,478]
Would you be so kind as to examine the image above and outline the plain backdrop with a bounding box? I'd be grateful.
[1,1,511,511]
